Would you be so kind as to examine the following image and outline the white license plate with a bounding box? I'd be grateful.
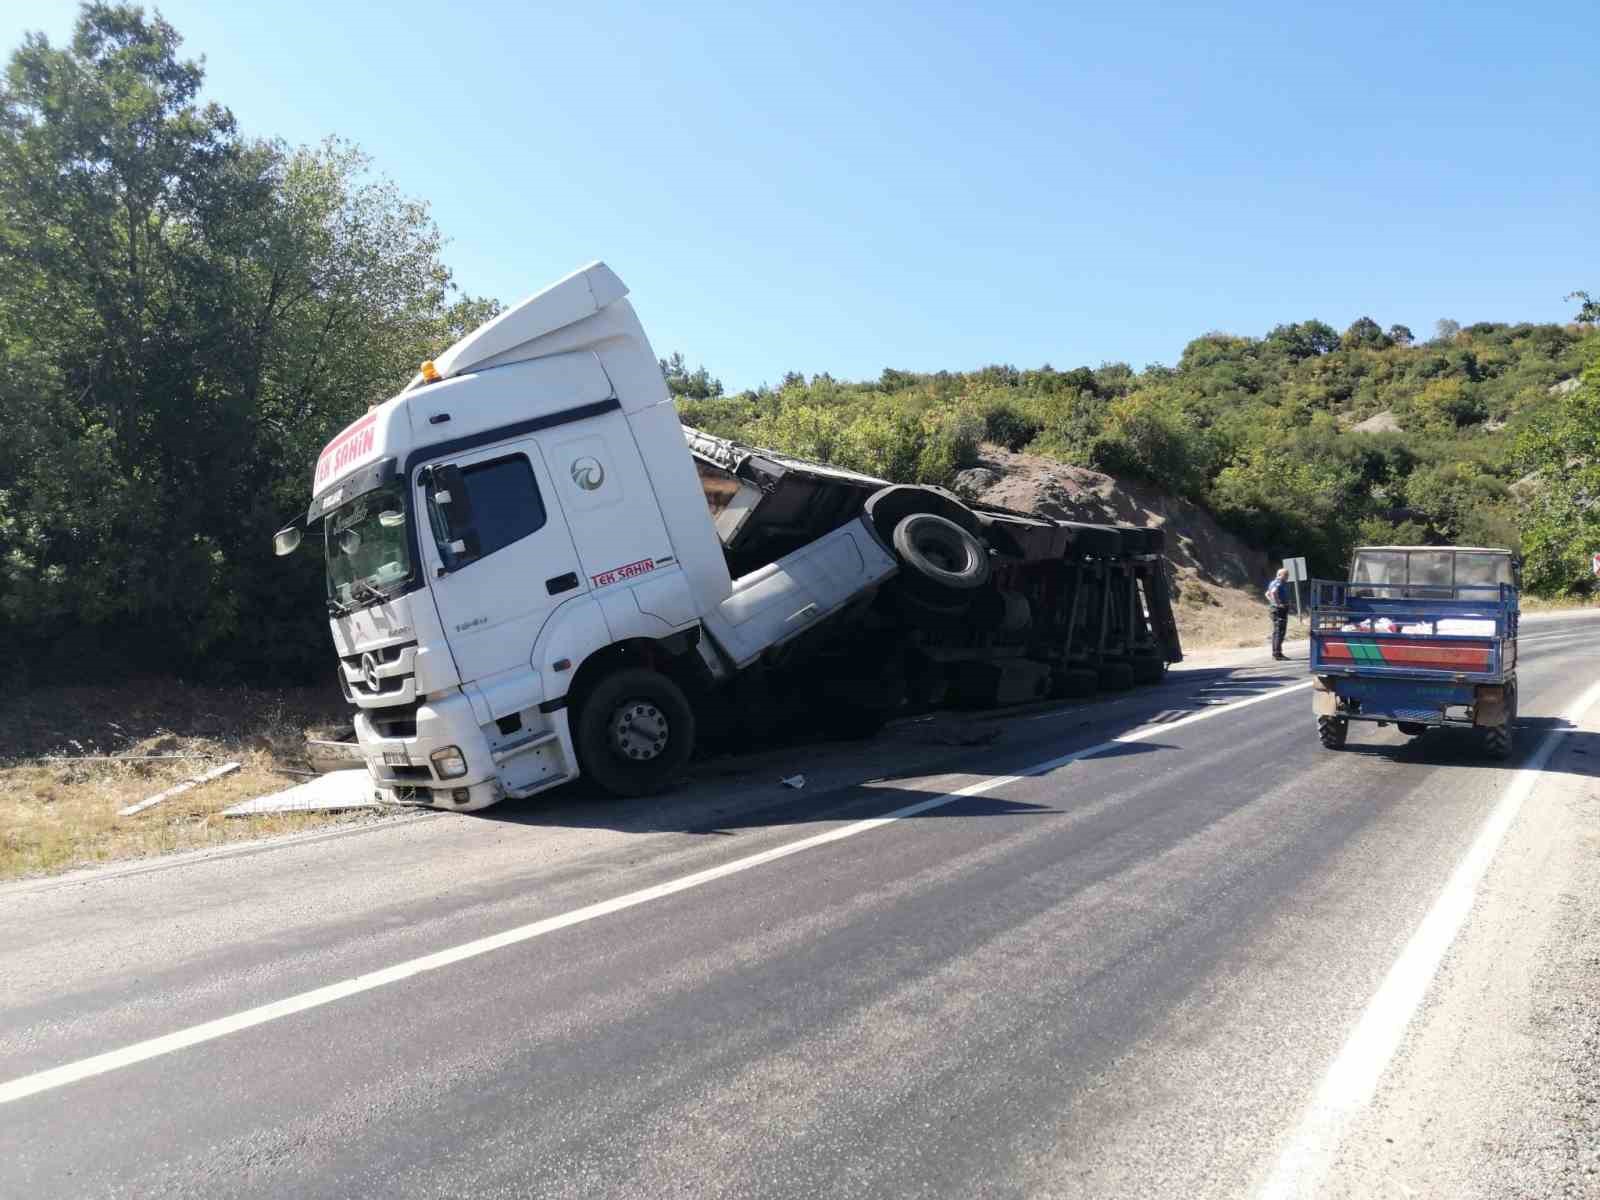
[382,750,409,767]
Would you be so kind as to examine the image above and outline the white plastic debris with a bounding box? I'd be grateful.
[222,769,378,816]
[780,775,806,789]
[119,761,241,817]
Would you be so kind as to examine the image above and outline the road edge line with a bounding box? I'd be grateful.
[1256,676,1600,1200]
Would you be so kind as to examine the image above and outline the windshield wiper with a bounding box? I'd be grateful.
[348,578,399,609]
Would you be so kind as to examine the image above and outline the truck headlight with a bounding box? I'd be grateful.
[430,746,468,779]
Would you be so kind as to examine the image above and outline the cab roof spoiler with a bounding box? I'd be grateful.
[402,262,628,392]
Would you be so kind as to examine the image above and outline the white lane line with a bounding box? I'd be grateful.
[1257,676,1600,1200]
[0,678,1313,1107]
[1519,630,1596,644]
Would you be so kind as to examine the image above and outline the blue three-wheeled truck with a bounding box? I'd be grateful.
[1308,546,1520,758]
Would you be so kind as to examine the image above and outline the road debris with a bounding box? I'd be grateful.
[118,762,242,817]
[780,775,806,789]
[44,754,217,763]
[221,770,379,816]
[305,735,364,774]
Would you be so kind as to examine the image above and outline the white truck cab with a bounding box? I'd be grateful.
[278,263,895,808]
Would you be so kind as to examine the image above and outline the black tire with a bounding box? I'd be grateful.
[1397,721,1428,736]
[1483,725,1511,759]
[891,513,991,591]
[574,668,696,797]
[1483,681,1517,761]
[1318,716,1348,750]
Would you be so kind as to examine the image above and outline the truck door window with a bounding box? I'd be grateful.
[427,454,547,571]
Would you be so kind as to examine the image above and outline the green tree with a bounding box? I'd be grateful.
[0,4,492,677]
[1515,357,1600,593]
[1265,320,1339,360]
[1408,377,1486,432]
[1567,290,1600,326]
[1341,316,1392,350]
[659,351,723,399]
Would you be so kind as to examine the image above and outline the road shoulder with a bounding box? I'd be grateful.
[1321,696,1600,1198]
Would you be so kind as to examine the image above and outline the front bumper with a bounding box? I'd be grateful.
[352,690,497,810]
[350,688,573,812]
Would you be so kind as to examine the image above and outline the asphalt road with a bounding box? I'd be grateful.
[4,615,1599,1199]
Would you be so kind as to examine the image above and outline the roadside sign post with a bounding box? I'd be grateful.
[1284,556,1308,622]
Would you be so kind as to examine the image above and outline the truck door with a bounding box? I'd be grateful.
[419,442,586,686]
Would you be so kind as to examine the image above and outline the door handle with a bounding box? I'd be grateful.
[546,572,580,595]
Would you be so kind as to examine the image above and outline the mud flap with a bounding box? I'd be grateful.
[1473,684,1508,727]
[1312,676,1340,717]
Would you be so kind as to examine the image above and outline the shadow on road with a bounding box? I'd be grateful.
[469,664,1295,838]
[1330,717,1600,775]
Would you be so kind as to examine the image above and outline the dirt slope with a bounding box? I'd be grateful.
[955,445,1281,649]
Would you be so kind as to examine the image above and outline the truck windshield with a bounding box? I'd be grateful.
[325,482,412,611]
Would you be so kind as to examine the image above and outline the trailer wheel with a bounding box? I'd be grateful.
[1318,716,1348,750]
[575,668,696,797]
[891,513,991,591]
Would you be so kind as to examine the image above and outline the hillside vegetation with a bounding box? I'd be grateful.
[3,5,1598,689]
[676,315,1600,595]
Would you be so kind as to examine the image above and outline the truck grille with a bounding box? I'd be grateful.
[338,641,418,709]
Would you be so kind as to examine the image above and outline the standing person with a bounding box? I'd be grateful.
[1266,567,1291,660]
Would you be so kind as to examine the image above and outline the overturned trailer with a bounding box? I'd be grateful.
[684,427,1181,722]
[284,261,1186,807]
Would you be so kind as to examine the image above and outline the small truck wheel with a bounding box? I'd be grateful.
[1483,723,1513,760]
[575,668,696,797]
[1318,716,1348,750]
[1482,681,1516,760]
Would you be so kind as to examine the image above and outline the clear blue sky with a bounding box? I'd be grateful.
[6,1,1596,391]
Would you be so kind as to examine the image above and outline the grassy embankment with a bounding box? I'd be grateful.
[0,683,383,881]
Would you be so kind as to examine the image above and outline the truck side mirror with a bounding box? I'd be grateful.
[273,525,303,556]
[430,464,474,537]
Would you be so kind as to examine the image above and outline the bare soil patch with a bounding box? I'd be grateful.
[956,444,1291,649]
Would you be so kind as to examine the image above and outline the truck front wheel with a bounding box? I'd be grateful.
[575,668,696,797]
